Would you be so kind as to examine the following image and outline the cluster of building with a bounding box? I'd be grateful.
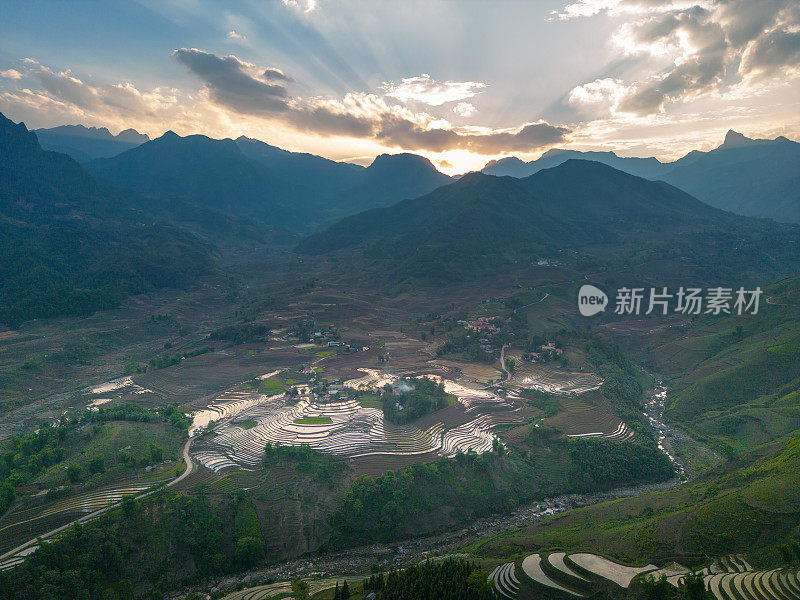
[458,317,503,354]
[524,341,563,362]
[288,370,353,404]
[461,316,501,334]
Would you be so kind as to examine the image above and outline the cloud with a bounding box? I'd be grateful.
[381,74,487,106]
[0,58,228,137]
[569,78,629,111]
[173,48,569,153]
[226,30,247,42]
[282,0,319,13]
[563,0,800,115]
[740,25,800,81]
[20,60,162,117]
[0,51,569,156]
[263,67,292,82]
[438,159,453,169]
[453,102,476,117]
[554,0,704,20]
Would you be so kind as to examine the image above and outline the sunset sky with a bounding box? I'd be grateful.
[1,0,798,174]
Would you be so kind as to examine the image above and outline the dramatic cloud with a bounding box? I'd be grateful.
[453,102,477,117]
[172,48,288,114]
[0,58,229,138]
[172,48,569,153]
[381,74,487,106]
[0,50,569,157]
[18,60,168,118]
[564,0,800,115]
[740,25,800,81]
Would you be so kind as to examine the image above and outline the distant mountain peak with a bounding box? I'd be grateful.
[484,156,526,169]
[117,128,150,143]
[540,148,572,159]
[368,152,436,170]
[160,130,180,140]
[33,123,148,142]
[457,170,493,184]
[720,130,752,148]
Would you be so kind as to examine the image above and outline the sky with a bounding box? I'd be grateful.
[1,0,799,174]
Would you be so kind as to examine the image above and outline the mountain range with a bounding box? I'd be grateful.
[86,131,451,231]
[33,124,150,162]
[483,130,800,223]
[28,119,800,227]
[0,112,211,325]
[4,108,800,320]
[299,160,799,281]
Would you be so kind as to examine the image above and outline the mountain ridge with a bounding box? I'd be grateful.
[482,131,800,223]
[33,124,150,162]
[298,159,799,282]
[0,111,212,325]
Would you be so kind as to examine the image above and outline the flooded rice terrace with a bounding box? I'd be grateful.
[189,368,526,473]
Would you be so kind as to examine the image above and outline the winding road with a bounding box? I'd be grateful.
[0,437,194,570]
[167,437,195,488]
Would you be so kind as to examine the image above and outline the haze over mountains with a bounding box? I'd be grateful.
[85,130,451,231]
[483,130,800,224]
[31,119,800,227]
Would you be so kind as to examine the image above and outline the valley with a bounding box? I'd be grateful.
[1,38,799,598]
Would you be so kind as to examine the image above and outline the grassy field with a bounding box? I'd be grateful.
[478,425,800,570]
[293,415,333,425]
[258,378,288,395]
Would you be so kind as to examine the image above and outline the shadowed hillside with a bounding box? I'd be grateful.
[298,160,800,282]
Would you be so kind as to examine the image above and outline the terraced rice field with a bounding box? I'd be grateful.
[0,479,168,570]
[698,553,800,600]
[191,370,525,473]
[513,363,603,395]
[189,390,286,437]
[503,551,800,600]
[521,554,582,596]
[546,397,634,441]
[221,576,366,600]
[566,421,634,441]
[489,561,520,599]
[567,553,656,587]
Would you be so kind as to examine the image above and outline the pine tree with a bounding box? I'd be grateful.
[341,579,351,600]
[333,582,340,600]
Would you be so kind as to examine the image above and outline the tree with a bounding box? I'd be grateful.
[682,571,707,600]
[121,494,137,519]
[341,580,351,600]
[492,438,506,455]
[67,464,81,483]
[88,457,105,475]
[291,579,310,600]
[235,536,264,567]
[640,574,670,600]
[149,443,164,463]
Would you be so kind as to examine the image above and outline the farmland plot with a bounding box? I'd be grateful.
[191,370,525,473]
